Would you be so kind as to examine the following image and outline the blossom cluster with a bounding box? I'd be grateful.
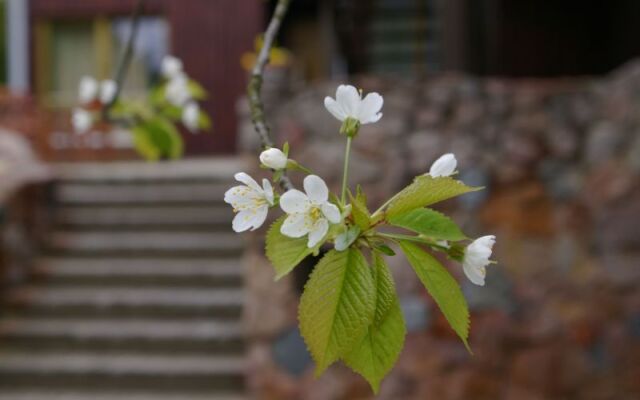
[72,77,118,134]
[70,55,211,160]
[160,55,201,133]
[226,83,498,391]
[225,84,496,285]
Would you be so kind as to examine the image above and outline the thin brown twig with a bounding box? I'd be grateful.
[102,0,145,125]
[248,0,294,191]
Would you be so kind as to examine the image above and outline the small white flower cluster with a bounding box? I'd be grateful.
[72,76,118,134]
[226,84,496,286]
[161,55,200,133]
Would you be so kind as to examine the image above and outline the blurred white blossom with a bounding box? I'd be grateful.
[72,108,93,134]
[78,76,99,104]
[99,80,118,105]
[161,55,184,80]
[182,103,200,132]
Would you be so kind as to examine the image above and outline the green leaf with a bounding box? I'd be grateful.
[131,126,161,161]
[374,244,396,256]
[188,79,208,100]
[388,208,467,241]
[344,254,406,393]
[349,186,371,231]
[132,117,184,160]
[398,240,471,351]
[386,176,481,219]
[265,216,316,280]
[299,248,376,375]
[198,111,212,131]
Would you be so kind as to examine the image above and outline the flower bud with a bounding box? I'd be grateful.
[260,148,288,170]
[429,153,457,178]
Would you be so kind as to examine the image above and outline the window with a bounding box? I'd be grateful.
[35,16,169,108]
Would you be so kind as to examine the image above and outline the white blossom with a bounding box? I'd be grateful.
[161,55,184,79]
[78,76,98,104]
[324,84,383,124]
[224,172,274,232]
[462,235,496,286]
[280,175,341,248]
[182,102,200,132]
[259,148,288,170]
[429,153,457,178]
[165,76,191,106]
[99,80,118,105]
[72,108,92,134]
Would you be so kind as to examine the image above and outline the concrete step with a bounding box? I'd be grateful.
[0,391,247,400]
[0,318,244,354]
[46,231,244,257]
[32,257,243,287]
[5,286,244,319]
[0,352,245,391]
[53,158,245,183]
[53,204,232,229]
[54,182,232,206]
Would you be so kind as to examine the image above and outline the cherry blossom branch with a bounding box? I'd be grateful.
[248,0,294,191]
[101,0,144,125]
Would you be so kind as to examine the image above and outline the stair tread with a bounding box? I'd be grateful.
[55,182,231,205]
[48,231,243,253]
[0,351,245,375]
[53,158,246,182]
[7,286,245,308]
[54,205,232,227]
[0,391,246,400]
[0,318,243,340]
[36,258,242,278]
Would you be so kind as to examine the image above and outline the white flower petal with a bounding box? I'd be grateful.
[429,153,457,178]
[232,210,256,232]
[280,189,310,214]
[262,179,274,205]
[321,203,341,224]
[463,263,486,286]
[234,172,262,192]
[224,185,258,206]
[307,218,329,248]
[324,97,347,121]
[358,92,383,124]
[336,84,361,117]
[281,213,311,238]
[249,206,269,231]
[303,175,329,204]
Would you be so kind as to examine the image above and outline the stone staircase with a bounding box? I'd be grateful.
[0,159,248,399]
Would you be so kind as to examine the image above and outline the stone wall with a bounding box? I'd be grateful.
[237,61,640,399]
